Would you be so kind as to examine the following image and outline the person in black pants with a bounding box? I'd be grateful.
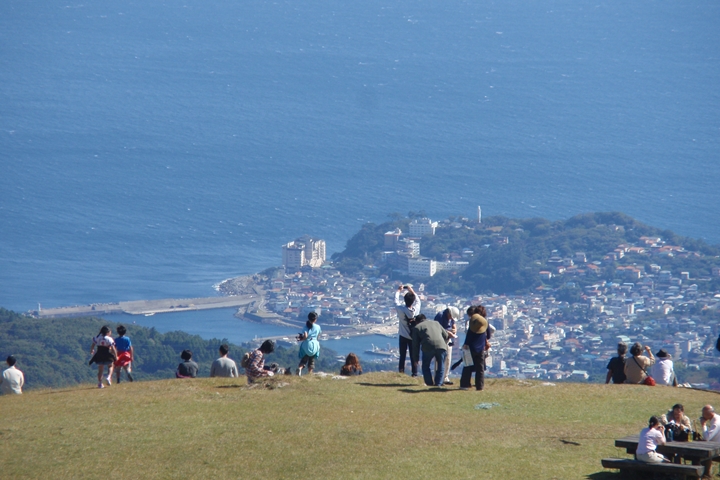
[394,284,420,376]
[460,308,489,391]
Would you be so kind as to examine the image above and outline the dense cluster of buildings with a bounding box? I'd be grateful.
[262,228,720,385]
[382,217,470,277]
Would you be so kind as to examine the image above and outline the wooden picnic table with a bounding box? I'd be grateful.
[615,434,720,463]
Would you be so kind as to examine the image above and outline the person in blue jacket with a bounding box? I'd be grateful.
[297,312,321,375]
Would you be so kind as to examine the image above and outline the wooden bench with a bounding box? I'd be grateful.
[601,458,704,479]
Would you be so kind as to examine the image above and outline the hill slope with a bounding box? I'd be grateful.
[0,308,340,389]
[2,373,718,479]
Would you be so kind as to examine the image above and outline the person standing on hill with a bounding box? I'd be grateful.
[246,340,276,383]
[297,312,321,376]
[89,326,117,388]
[114,325,134,383]
[394,284,420,377]
[176,350,198,378]
[411,315,450,387]
[434,306,459,385]
[1,355,24,395]
[624,342,655,384]
[459,313,489,391]
[605,342,627,384]
[210,344,238,378]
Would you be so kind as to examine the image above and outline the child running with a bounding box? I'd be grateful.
[114,325,134,383]
[89,326,118,388]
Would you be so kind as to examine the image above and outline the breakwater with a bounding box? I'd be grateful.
[34,295,257,318]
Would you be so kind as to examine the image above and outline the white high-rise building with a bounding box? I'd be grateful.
[282,235,326,270]
[408,218,437,238]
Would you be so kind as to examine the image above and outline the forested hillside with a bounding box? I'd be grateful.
[332,212,720,295]
[0,308,339,390]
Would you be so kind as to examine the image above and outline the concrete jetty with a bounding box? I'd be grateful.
[34,295,257,318]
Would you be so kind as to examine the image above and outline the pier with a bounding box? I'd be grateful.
[34,295,258,318]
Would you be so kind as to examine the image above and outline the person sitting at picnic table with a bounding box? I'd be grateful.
[699,405,720,479]
[637,416,669,464]
[661,404,692,431]
[624,342,655,384]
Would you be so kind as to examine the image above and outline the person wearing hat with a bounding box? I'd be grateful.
[459,312,489,391]
[434,306,459,385]
[1,355,24,395]
[651,349,676,386]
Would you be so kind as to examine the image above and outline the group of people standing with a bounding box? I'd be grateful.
[394,284,493,390]
[606,341,677,386]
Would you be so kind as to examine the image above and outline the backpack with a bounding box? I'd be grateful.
[240,351,252,369]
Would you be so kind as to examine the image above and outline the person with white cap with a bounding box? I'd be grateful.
[434,306,459,385]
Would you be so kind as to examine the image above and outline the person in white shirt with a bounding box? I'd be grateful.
[636,416,668,463]
[1,355,25,395]
[701,405,720,442]
[651,349,675,386]
[700,405,720,478]
[394,284,421,377]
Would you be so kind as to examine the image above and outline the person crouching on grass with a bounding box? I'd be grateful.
[89,326,118,388]
[297,312,321,376]
[114,325,134,383]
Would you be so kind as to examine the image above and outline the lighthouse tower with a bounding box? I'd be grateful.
[477,206,482,224]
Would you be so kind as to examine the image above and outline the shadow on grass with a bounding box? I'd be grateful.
[216,385,243,389]
[356,383,417,388]
[586,472,619,479]
[39,387,101,395]
[397,387,456,394]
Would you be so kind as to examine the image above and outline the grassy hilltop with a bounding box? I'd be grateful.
[2,374,719,479]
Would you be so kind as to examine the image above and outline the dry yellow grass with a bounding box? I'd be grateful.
[1,374,718,479]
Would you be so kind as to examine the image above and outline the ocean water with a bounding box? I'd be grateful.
[1,0,719,323]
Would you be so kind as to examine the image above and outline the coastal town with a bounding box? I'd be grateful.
[217,216,720,386]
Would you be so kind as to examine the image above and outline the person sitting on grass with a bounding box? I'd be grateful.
[1,355,24,395]
[210,344,238,378]
[176,349,198,378]
[340,353,363,376]
[89,326,118,388]
[246,340,276,383]
[297,312,321,376]
[624,342,655,384]
[605,342,627,384]
[636,416,669,464]
[114,325,134,383]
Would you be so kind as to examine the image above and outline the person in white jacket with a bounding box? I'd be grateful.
[651,349,675,386]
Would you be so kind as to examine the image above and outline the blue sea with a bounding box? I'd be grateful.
[1,1,719,353]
